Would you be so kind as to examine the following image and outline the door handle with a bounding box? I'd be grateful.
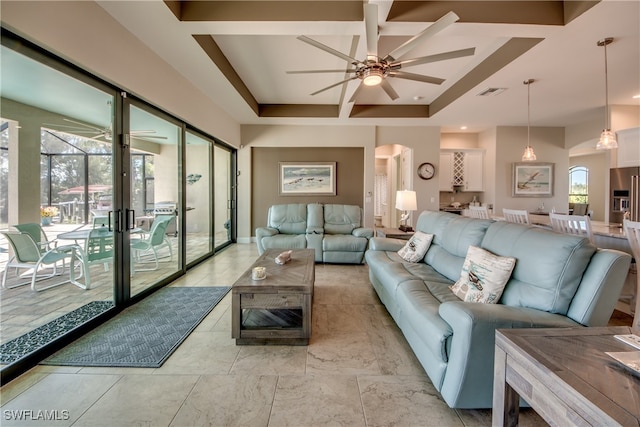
[125,209,136,231]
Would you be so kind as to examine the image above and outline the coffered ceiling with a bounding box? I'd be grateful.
[96,0,639,132]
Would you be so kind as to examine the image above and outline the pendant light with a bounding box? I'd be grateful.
[521,79,537,161]
[596,37,618,150]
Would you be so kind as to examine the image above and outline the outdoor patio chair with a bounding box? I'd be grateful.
[131,215,174,271]
[13,223,56,253]
[1,231,87,291]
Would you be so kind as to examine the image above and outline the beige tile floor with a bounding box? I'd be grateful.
[0,243,549,426]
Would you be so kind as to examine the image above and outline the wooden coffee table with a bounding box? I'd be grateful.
[231,249,315,345]
[493,326,640,427]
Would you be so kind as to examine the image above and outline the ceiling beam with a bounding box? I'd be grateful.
[192,34,260,116]
[386,1,597,25]
[429,37,543,117]
[174,1,363,22]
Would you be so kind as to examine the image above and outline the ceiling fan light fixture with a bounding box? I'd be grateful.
[596,37,618,150]
[521,79,537,162]
[362,69,383,86]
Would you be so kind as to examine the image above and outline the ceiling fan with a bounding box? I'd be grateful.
[44,118,168,141]
[287,4,475,102]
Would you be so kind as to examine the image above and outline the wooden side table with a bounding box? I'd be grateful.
[375,227,414,240]
[493,326,640,427]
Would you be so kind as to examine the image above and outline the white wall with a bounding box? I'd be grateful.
[493,126,568,215]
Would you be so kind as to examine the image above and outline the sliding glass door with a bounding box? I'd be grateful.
[185,131,212,264]
[1,30,237,381]
[128,104,182,297]
[0,43,117,363]
[214,145,233,249]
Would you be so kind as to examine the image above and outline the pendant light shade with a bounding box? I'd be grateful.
[522,79,537,161]
[596,37,618,150]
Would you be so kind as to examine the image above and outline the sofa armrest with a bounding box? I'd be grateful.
[352,227,374,238]
[437,301,579,407]
[367,237,406,252]
[306,227,324,235]
[255,227,279,254]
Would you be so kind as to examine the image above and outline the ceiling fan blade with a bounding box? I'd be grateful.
[364,3,378,58]
[383,11,460,62]
[287,69,357,74]
[310,76,359,96]
[62,118,106,132]
[380,79,399,101]
[348,82,364,103]
[390,71,445,85]
[391,47,475,69]
[297,36,360,64]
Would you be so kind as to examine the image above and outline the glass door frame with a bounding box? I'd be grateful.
[0,28,237,384]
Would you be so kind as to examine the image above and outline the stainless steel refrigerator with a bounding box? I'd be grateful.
[610,167,640,223]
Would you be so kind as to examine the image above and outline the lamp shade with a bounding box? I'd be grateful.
[396,190,417,211]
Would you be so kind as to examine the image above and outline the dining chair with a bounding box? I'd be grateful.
[571,203,589,216]
[623,219,640,329]
[468,205,490,219]
[131,215,174,271]
[502,208,530,224]
[0,231,87,291]
[549,212,594,244]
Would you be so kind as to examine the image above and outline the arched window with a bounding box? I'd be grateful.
[569,166,588,204]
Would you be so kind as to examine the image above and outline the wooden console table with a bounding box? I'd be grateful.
[231,249,315,345]
[493,327,640,427]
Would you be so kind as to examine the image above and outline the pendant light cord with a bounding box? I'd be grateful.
[527,80,531,146]
[604,41,610,130]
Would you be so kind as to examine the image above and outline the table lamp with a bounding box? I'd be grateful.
[396,190,417,232]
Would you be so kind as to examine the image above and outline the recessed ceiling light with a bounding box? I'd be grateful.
[460,126,468,130]
[413,96,423,101]
[633,94,640,99]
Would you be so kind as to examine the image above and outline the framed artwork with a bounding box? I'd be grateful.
[512,162,554,197]
[279,162,336,196]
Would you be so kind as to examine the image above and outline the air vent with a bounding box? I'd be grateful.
[477,88,507,96]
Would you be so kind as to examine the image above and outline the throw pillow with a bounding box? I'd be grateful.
[450,246,516,303]
[397,231,434,263]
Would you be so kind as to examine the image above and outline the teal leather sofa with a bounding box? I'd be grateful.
[365,210,631,408]
[256,204,373,264]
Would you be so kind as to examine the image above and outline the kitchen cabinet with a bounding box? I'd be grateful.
[439,152,455,191]
[617,127,640,168]
[439,150,484,192]
[462,150,484,191]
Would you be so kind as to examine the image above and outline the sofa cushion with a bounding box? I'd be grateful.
[261,234,307,250]
[396,280,454,364]
[268,204,308,234]
[424,216,493,282]
[398,231,433,262]
[450,246,516,303]
[323,234,368,252]
[481,221,596,314]
[324,204,361,234]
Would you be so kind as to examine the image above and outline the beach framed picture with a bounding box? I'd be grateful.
[279,162,336,196]
[512,162,554,197]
